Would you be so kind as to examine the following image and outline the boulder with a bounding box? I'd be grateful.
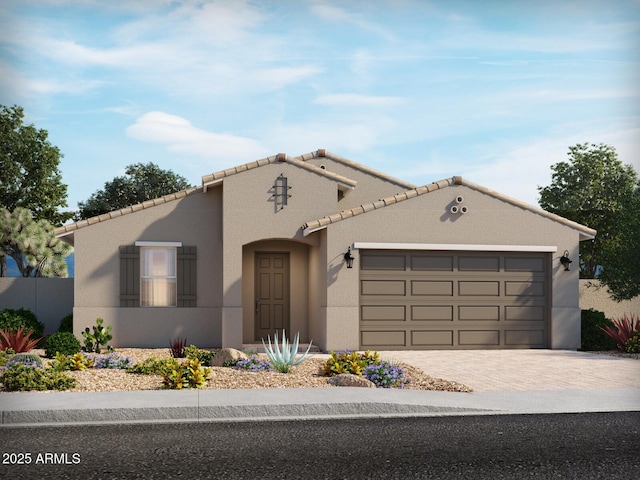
[211,348,249,367]
[328,373,376,388]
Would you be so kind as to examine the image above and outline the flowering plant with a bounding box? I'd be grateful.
[364,361,411,388]
[94,353,132,369]
[233,356,274,372]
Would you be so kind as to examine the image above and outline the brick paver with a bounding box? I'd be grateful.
[378,350,640,392]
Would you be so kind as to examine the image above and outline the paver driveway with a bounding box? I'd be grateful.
[378,350,640,392]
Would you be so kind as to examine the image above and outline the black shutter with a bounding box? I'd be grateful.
[119,245,140,307]
[177,246,197,307]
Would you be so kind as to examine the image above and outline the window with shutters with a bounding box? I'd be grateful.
[120,242,197,307]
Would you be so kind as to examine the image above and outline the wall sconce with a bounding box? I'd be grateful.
[560,250,572,271]
[344,247,355,269]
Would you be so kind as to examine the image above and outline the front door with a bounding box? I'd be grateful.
[255,252,290,341]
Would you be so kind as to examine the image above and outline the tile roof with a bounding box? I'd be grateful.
[202,152,357,191]
[302,176,597,240]
[54,187,203,238]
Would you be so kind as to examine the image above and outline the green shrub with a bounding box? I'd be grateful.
[44,332,81,358]
[0,364,76,391]
[51,352,94,371]
[127,357,179,376]
[162,358,210,389]
[0,350,12,366]
[184,344,214,366]
[6,352,43,368]
[623,332,640,353]
[322,350,381,376]
[0,308,44,337]
[581,309,617,351]
[600,313,640,352]
[58,314,73,333]
[82,318,113,353]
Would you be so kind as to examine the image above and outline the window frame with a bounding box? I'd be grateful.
[136,241,182,308]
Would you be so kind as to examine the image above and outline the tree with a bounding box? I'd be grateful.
[538,143,639,299]
[76,162,193,220]
[596,185,640,301]
[0,207,73,278]
[0,105,72,225]
[1,104,73,276]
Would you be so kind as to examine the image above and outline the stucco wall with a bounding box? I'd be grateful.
[0,278,73,334]
[321,184,584,350]
[70,189,223,347]
[579,280,640,319]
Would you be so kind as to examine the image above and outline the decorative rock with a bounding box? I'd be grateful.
[211,348,249,367]
[328,374,376,388]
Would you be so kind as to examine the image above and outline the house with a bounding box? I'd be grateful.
[54,150,596,351]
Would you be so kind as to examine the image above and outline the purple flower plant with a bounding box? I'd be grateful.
[364,361,411,388]
[233,356,274,372]
[93,353,132,369]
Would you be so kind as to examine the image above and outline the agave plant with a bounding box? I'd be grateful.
[261,330,313,373]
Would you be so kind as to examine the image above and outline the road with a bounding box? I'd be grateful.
[1,412,638,479]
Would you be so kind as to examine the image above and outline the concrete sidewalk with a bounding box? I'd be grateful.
[1,350,638,426]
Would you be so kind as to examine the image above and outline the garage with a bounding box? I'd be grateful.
[359,250,550,350]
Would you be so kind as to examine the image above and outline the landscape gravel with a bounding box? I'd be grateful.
[1,349,473,393]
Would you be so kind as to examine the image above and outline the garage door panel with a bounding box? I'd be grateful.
[411,255,454,271]
[505,281,545,296]
[360,250,549,349]
[411,330,454,346]
[361,280,406,296]
[459,256,500,271]
[411,306,454,321]
[505,330,545,346]
[361,254,406,270]
[505,257,545,272]
[459,330,500,346]
[361,305,406,321]
[459,305,500,321]
[505,306,545,321]
[361,330,406,347]
[459,281,500,296]
[411,280,454,296]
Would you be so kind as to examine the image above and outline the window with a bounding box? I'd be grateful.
[140,247,177,307]
[120,242,196,308]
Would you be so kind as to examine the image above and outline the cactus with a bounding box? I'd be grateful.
[6,352,43,368]
[82,318,113,353]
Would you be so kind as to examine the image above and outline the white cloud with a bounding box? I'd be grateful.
[315,93,406,107]
[126,111,269,160]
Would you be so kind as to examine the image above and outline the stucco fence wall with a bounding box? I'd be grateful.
[0,278,73,334]
[579,280,640,320]
[0,278,636,343]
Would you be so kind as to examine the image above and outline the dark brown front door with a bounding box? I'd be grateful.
[255,252,290,341]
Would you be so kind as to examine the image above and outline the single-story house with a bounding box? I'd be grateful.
[55,150,596,351]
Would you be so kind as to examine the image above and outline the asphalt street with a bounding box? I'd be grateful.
[1,412,639,479]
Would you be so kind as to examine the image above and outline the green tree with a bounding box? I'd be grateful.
[538,143,639,298]
[76,162,193,220]
[0,105,72,225]
[596,185,640,301]
[0,207,73,277]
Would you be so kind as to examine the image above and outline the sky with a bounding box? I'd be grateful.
[1,0,638,214]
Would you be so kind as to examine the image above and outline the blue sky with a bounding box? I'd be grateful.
[1,0,638,213]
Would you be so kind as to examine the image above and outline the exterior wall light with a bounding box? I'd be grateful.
[344,247,355,269]
[560,250,572,271]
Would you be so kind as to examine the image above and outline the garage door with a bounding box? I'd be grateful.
[359,250,549,350]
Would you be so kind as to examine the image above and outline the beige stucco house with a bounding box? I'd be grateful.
[54,150,596,351]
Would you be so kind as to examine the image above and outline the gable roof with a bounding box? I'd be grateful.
[202,152,357,193]
[302,176,597,241]
[55,186,203,240]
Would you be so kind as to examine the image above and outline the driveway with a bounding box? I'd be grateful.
[377,350,640,392]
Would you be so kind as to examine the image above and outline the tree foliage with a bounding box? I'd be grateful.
[76,162,193,220]
[538,143,639,299]
[0,105,72,226]
[0,207,72,277]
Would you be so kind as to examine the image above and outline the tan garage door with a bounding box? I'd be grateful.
[359,250,549,350]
